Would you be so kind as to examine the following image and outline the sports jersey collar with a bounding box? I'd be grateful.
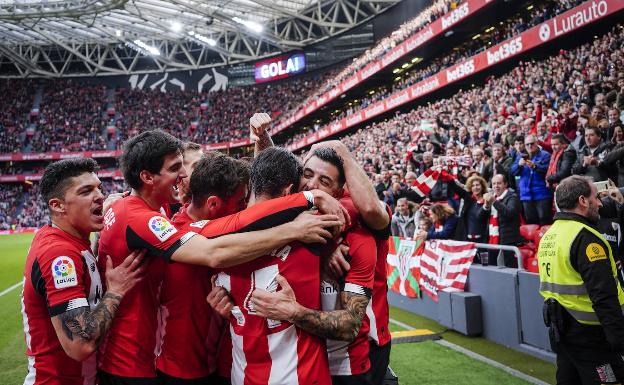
[48,223,92,249]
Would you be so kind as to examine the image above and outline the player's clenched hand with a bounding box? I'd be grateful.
[251,275,300,322]
[250,112,271,142]
[207,276,233,318]
[105,249,147,297]
[325,243,351,280]
[289,211,342,244]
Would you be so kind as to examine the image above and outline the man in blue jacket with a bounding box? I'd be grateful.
[511,134,553,225]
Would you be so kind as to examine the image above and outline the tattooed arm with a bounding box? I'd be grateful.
[251,275,369,342]
[51,250,146,361]
[292,291,368,342]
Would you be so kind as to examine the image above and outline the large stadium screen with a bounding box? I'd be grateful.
[254,52,305,83]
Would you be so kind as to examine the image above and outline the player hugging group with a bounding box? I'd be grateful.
[21,113,397,385]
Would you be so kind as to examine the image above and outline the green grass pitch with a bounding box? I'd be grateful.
[0,233,553,385]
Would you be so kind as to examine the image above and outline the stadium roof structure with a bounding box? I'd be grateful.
[0,0,399,78]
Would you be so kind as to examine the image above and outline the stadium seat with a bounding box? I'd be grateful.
[534,225,551,248]
[519,225,539,243]
[525,257,539,273]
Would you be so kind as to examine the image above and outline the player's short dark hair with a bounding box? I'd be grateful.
[251,147,302,198]
[120,130,183,190]
[190,156,250,204]
[40,158,99,203]
[311,147,346,187]
[556,175,593,210]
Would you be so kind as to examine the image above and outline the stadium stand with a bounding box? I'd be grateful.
[1,0,623,260]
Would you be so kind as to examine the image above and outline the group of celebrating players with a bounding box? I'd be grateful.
[21,113,395,385]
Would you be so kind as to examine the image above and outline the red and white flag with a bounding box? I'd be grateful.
[418,240,476,301]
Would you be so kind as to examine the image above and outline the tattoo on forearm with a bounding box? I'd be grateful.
[292,292,368,341]
[58,292,122,347]
[254,132,274,156]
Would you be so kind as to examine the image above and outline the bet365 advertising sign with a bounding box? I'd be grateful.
[254,52,306,83]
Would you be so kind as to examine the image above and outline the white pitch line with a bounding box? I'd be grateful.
[388,318,551,385]
[0,281,22,297]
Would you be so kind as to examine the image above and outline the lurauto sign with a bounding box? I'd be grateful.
[254,53,306,84]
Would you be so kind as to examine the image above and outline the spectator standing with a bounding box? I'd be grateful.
[546,134,577,190]
[511,134,553,225]
[452,175,489,243]
[483,174,522,267]
[391,197,417,238]
[572,126,612,182]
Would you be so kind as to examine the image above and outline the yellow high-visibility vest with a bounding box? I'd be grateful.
[538,219,624,325]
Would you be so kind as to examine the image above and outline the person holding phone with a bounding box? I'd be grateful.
[511,134,553,225]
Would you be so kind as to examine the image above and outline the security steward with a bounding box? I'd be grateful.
[538,175,624,384]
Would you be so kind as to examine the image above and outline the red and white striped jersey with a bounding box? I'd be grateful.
[366,205,392,347]
[340,192,392,347]
[322,222,376,376]
[21,225,103,385]
[216,242,331,385]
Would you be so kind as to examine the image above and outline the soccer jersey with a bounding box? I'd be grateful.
[97,195,197,378]
[21,225,103,385]
[155,205,223,379]
[216,242,330,385]
[340,192,392,347]
[366,204,392,347]
[322,221,376,376]
[99,192,314,378]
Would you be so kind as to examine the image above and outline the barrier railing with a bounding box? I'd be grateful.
[473,243,523,271]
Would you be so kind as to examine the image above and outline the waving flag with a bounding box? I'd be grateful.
[386,237,425,298]
[419,240,476,301]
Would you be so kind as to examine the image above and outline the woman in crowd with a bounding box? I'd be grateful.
[451,175,490,243]
[414,203,458,241]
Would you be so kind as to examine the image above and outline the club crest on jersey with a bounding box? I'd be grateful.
[52,256,77,289]
[149,216,178,242]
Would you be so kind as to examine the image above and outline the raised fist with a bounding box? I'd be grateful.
[250,113,271,141]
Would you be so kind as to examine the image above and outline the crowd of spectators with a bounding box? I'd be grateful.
[0,184,24,230]
[314,0,462,98]
[24,81,110,153]
[284,0,585,146]
[316,23,624,267]
[111,73,329,147]
[0,80,35,154]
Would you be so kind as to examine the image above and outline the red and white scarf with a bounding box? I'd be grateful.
[411,162,458,197]
[488,190,508,245]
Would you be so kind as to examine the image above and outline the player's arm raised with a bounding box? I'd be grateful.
[308,140,389,230]
[51,250,146,361]
[251,112,274,156]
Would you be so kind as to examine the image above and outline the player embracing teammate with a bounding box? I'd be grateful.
[21,114,393,385]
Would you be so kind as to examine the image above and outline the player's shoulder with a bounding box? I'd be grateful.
[30,227,87,269]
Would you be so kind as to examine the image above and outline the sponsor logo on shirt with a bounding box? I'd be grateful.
[52,256,78,289]
[149,216,178,242]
